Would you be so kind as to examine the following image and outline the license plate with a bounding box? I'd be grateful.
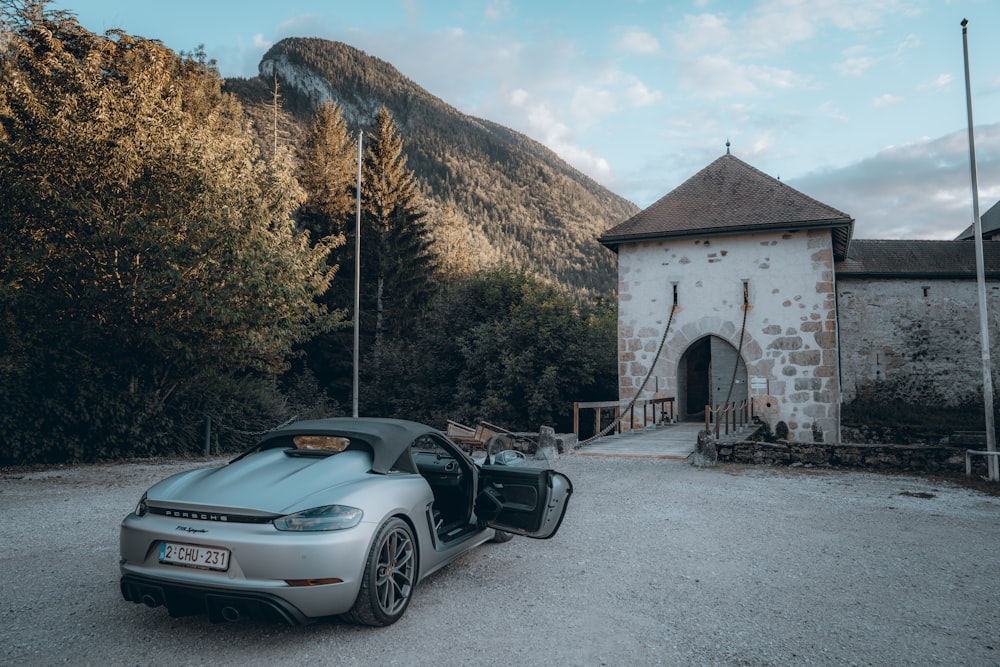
[159,542,230,571]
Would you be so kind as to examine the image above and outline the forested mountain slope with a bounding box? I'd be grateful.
[223,38,638,296]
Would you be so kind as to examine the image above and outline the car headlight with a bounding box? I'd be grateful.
[134,492,148,517]
[273,505,364,532]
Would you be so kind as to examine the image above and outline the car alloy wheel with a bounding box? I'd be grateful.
[345,517,416,626]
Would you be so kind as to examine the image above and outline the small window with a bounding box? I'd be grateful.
[741,280,751,310]
[293,435,350,452]
[672,283,679,307]
[922,286,930,298]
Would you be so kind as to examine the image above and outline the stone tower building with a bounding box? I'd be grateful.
[599,152,1000,443]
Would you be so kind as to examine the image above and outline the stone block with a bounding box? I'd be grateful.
[813,390,832,404]
[789,350,821,366]
[814,332,837,349]
[769,336,803,350]
[794,377,822,391]
[744,339,763,359]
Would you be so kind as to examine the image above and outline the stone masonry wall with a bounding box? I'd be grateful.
[837,277,1000,406]
[617,229,840,442]
[714,440,978,475]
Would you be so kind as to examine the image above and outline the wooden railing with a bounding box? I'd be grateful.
[705,400,753,438]
[573,397,675,440]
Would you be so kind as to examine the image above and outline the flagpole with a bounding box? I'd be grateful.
[961,18,997,480]
[353,130,362,419]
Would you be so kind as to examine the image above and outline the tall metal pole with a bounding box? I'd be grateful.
[353,131,362,419]
[961,18,997,480]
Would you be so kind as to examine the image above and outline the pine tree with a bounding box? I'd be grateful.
[294,101,357,402]
[296,101,356,243]
[360,106,436,344]
[344,107,437,412]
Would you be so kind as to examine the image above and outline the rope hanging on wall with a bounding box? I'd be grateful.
[581,304,677,445]
[722,284,750,407]
[582,280,750,447]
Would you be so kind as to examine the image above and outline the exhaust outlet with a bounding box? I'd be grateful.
[220,606,241,623]
[141,594,161,608]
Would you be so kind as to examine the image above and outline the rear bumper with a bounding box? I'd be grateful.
[120,573,310,625]
[119,512,376,621]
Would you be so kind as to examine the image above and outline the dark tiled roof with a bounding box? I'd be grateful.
[836,239,1000,278]
[599,153,854,258]
[955,199,1000,240]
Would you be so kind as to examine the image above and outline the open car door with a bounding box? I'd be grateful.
[474,465,573,539]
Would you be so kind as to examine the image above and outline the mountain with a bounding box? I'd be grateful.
[222,38,638,296]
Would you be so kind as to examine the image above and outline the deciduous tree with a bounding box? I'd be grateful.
[0,1,338,462]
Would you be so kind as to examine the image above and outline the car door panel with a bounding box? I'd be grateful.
[477,466,572,539]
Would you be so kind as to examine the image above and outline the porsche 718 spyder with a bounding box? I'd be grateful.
[119,417,573,626]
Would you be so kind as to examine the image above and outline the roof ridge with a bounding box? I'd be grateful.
[599,152,854,258]
[721,153,852,220]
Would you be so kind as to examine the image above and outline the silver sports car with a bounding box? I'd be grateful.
[119,417,573,626]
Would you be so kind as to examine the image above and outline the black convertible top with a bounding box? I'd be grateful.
[258,417,439,474]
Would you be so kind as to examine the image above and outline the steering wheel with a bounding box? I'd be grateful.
[495,449,527,466]
[485,434,524,465]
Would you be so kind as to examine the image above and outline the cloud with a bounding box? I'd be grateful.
[873,93,903,108]
[673,13,730,54]
[624,77,661,107]
[616,27,660,55]
[678,55,797,99]
[820,101,849,123]
[506,87,614,183]
[570,86,618,123]
[485,0,511,20]
[789,123,1000,239]
[834,56,875,77]
[741,0,912,54]
[917,73,953,92]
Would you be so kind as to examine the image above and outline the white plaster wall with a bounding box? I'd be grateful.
[617,229,840,442]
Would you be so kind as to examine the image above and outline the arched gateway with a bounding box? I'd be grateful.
[678,335,747,421]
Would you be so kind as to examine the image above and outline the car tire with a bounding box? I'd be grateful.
[343,517,416,626]
[490,528,514,543]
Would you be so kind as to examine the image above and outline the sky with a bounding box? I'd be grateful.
[56,0,1000,240]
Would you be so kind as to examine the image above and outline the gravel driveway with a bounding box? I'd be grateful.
[2,454,998,666]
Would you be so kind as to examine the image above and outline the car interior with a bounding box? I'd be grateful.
[411,434,477,542]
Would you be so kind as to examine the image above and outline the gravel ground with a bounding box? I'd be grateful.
[1,454,998,666]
